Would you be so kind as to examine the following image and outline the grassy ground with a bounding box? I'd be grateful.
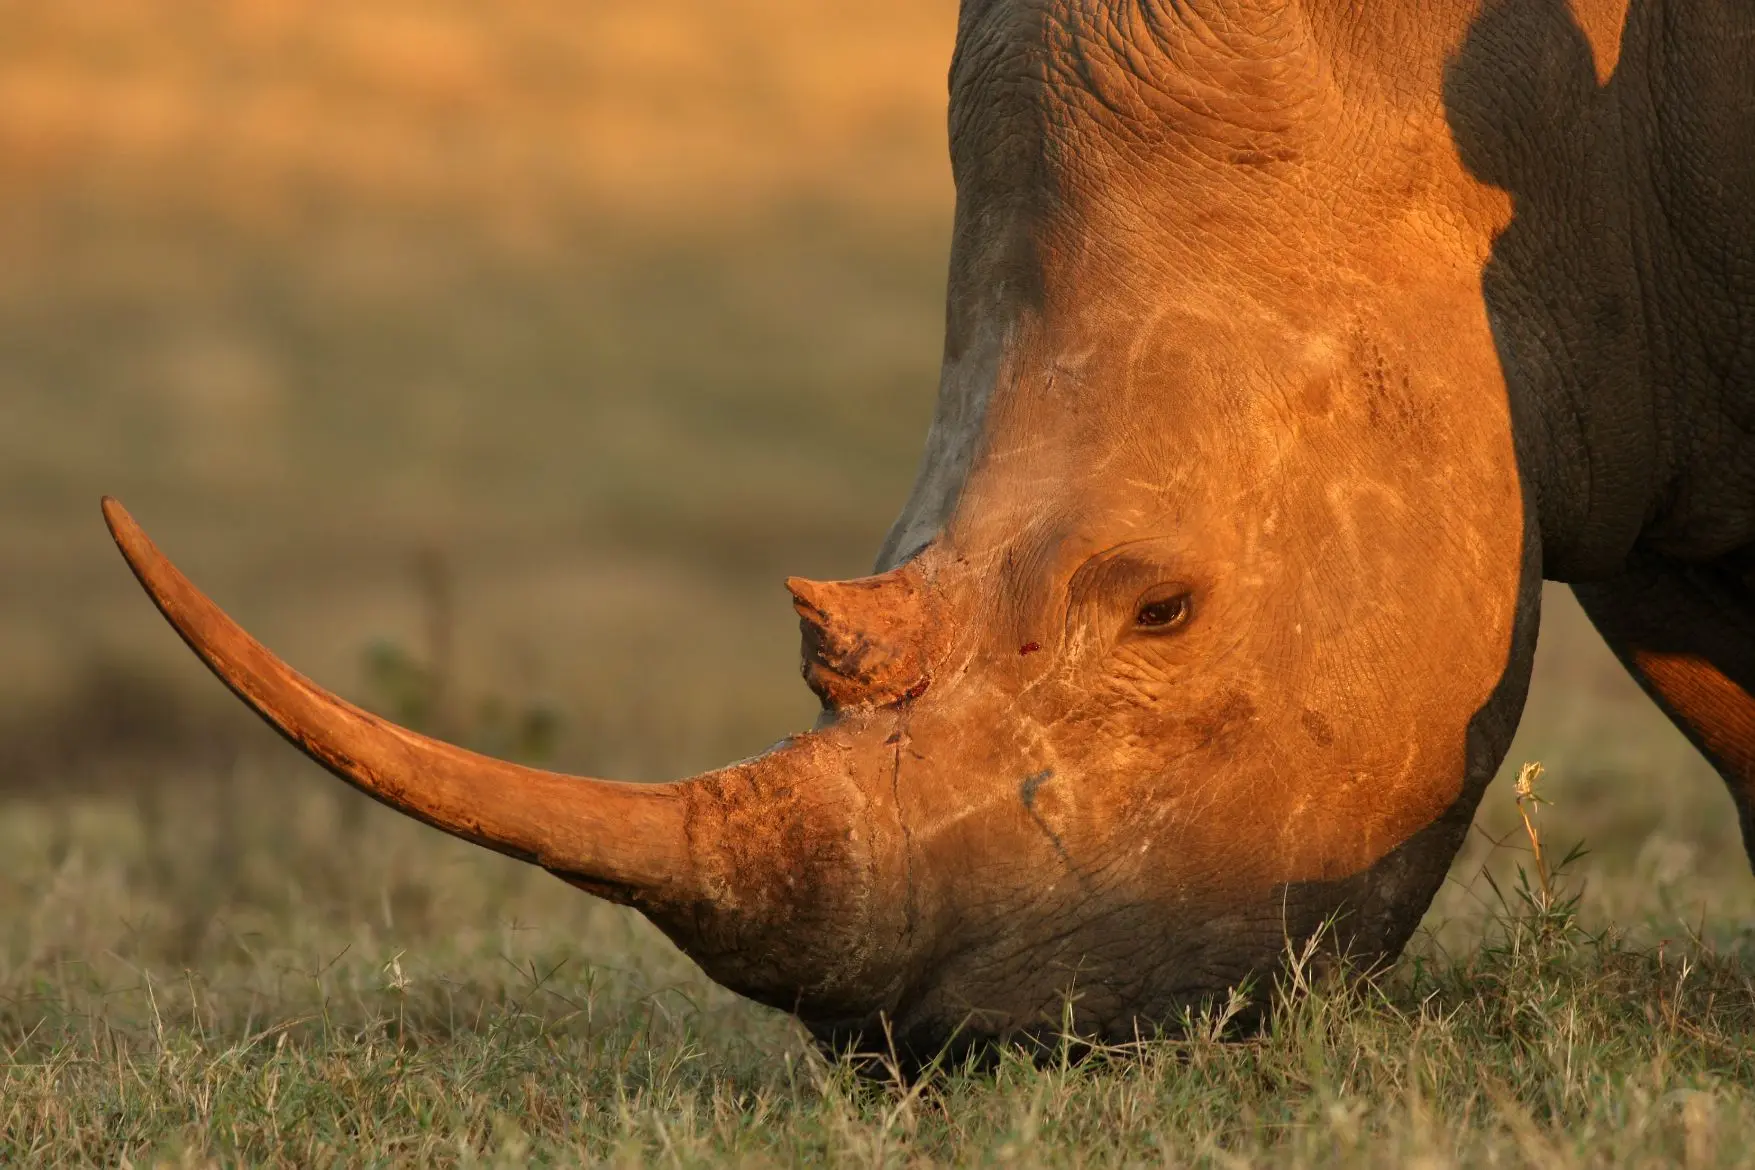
[4,759,1755,1166]
[6,2,1755,1165]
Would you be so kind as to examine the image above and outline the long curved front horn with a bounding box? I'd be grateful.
[101,497,694,906]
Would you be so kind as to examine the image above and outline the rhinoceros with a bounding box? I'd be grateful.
[104,0,1755,1064]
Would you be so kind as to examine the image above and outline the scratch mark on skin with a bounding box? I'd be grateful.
[983,437,1057,464]
[892,723,919,948]
[1018,769,1079,874]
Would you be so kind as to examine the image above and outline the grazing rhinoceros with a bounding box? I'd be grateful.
[104,0,1755,1064]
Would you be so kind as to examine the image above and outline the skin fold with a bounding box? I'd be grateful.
[105,0,1755,1067]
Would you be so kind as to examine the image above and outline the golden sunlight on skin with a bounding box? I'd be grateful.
[928,306,1519,891]
[1633,650,1755,799]
[1569,0,1629,84]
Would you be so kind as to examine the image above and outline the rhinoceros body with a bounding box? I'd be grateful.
[105,0,1755,1064]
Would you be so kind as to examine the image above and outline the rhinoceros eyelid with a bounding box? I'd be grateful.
[1058,543,1197,645]
[1132,587,1193,634]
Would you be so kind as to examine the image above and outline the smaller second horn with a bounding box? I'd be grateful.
[786,568,934,710]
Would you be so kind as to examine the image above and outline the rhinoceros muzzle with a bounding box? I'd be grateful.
[101,498,927,1046]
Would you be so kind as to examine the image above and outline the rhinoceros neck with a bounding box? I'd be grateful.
[1437,0,1755,580]
[1609,0,1755,565]
[1477,0,1755,576]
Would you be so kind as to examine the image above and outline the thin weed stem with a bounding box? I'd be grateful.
[1514,761,1552,910]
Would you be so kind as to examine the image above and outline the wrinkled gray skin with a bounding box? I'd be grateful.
[842,0,1753,1053]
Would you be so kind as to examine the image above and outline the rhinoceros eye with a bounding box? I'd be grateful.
[1134,589,1192,632]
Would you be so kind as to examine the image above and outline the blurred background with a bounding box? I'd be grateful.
[1,0,955,783]
[1,0,1750,1029]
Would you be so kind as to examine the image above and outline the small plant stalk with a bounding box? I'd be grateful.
[1513,761,1551,910]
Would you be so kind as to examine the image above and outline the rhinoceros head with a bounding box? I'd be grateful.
[105,0,1545,1063]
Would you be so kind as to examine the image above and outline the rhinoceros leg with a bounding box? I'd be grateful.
[1574,559,1755,867]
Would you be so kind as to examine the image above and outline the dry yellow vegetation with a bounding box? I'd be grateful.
[0,0,955,229]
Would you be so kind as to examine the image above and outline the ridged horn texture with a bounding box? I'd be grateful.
[99,496,695,907]
[786,569,933,709]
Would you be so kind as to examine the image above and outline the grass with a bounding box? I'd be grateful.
[7,1,1755,1163]
[5,759,1755,1166]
